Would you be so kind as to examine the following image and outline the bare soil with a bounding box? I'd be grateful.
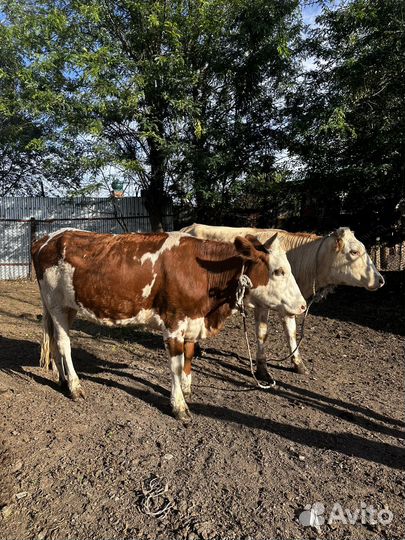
[0,276,404,540]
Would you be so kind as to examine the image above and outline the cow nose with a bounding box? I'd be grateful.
[301,303,307,312]
[378,275,385,287]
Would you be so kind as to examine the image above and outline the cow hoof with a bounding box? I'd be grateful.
[294,363,308,375]
[255,367,272,382]
[70,386,86,400]
[174,408,192,425]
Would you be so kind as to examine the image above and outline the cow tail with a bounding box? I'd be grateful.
[40,307,56,370]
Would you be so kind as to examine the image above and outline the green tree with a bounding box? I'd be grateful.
[0,19,83,196]
[2,0,301,229]
[288,0,405,233]
[174,0,301,223]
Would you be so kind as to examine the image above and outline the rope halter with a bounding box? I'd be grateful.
[235,264,253,312]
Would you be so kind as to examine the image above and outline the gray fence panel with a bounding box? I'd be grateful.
[0,221,31,280]
[0,197,173,280]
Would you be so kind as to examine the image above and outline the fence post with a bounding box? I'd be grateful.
[29,217,37,281]
[374,237,381,270]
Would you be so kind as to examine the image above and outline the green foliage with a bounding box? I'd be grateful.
[0,17,83,196]
[288,0,405,231]
[1,0,301,228]
[2,0,401,233]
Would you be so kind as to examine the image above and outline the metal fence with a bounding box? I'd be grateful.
[0,197,173,280]
[370,242,405,272]
[1,196,402,280]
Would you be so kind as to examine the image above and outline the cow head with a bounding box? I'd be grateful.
[328,228,385,291]
[234,234,306,316]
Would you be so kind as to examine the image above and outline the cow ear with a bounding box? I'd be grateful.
[335,238,344,252]
[332,228,345,252]
[332,227,344,253]
[245,234,264,251]
[263,232,279,251]
[245,234,276,254]
[234,236,258,261]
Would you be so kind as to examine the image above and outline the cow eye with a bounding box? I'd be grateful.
[350,250,359,256]
[273,268,285,276]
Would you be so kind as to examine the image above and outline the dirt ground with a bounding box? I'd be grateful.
[0,276,404,540]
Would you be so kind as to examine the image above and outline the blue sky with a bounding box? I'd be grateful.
[299,2,340,71]
[301,1,341,28]
[301,3,324,27]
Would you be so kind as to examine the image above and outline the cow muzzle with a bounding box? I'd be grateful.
[283,299,307,316]
[368,273,385,291]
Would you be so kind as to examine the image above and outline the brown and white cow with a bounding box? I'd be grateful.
[31,229,306,423]
[181,224,385,377]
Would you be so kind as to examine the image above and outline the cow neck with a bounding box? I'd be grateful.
[204,251,245,307]
[312,234,336,293]
[286,234,332,299]
[207,259,244,298]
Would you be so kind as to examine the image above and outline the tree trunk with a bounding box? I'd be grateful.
[144,137,166,232]
[143,191,164,232]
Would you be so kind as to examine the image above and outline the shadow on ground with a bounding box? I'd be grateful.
[310,272,405,335]
[1,335,403,471]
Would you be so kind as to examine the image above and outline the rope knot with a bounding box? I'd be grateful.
[235,268,253,311]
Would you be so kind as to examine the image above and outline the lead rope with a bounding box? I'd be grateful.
[241,305,276,389]
[236,264,277,389]
[236,233,333,389]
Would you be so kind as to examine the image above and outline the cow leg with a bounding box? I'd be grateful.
[52,348,67,390]
[181,341,194,401]
[51,309,85,400]
[43,308,66,387]
[280,314,308,374]
[166,338,191,424]
[54,308,77,391]
[254,306,272,381]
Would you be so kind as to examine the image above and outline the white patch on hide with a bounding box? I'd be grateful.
[40,261,78,311]
[140,232,186,267]
[38,228,84,253]
[184,317,208,341]
[77,306,164,330]
[142,273,157,298]
[164,317,209,342]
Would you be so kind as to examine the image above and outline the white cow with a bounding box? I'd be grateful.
[182,224,385,377]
